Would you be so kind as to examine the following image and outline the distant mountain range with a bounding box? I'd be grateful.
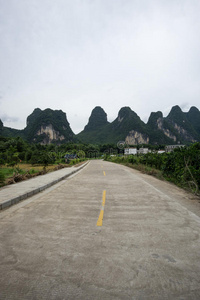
[1,105,200,145]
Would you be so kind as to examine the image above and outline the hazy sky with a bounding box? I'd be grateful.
[0,0,200,133]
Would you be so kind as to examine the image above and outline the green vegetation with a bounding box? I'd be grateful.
[1,105,200,145]
[0,136,119,167]
[0,136,93,186]
[77,106,148,144]
[0,136,120,185]
[166,105,200,141]
[24,108,75,143]
[0,170,5,185]
[105,143,200,195]
[0,119,3,135]
[1,135,200,195]
[77,105,200,145]
[1,108,75,143]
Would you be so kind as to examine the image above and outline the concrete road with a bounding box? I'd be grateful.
[0,160,200,300]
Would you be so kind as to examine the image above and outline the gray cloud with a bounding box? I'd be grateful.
[0,114,19,123]
[0,0,200,133]
[180,102,191,111]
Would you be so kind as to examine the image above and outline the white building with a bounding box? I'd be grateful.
[165,145,185,152]
[137,148,149,154]
[124,148,137,155]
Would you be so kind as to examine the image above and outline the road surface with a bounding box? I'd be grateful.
[0,160,200,300]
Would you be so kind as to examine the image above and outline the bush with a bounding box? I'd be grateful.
[106,143,200,194]
[0,170,5,185]
[70,159,80,165]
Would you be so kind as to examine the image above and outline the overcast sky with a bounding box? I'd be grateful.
[0,0,200,133]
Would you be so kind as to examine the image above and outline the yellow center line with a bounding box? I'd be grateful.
[96,190,106,226]
[102,190,106,206]
[103,171,106,176]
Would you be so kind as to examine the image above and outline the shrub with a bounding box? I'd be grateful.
[0,171,5,185]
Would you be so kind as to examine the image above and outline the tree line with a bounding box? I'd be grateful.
[0,136,122,166]
[1,136,199,194]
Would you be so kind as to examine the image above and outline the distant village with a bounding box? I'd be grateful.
[124,145,185,155]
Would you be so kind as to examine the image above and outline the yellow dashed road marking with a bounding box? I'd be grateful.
[97,190,106,226]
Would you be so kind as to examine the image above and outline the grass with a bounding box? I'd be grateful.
[0,163,69,187]
[105,157,165,181]
[123,162,164,180]
[17,163,60,172]
[107,158,199,195]
[0,160,87,187]
[0,164,57,178]
[0,168,15,178]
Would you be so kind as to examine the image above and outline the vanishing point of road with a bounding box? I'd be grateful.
[0,160,200,300]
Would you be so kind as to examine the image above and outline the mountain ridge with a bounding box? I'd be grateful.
[1,105,200,145]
